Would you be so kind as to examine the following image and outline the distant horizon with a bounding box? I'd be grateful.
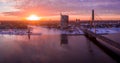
[0,14,120,21]
[0,19,120,22]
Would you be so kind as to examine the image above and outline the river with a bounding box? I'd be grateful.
[0,26,119,63]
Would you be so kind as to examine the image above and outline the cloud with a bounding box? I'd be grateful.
[0,0,120,20]
[14,0,120,12]
[2,11,23,16]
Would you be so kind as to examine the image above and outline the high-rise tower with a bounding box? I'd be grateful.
[60,14,69,29]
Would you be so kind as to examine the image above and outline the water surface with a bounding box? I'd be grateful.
[0,26,117,63]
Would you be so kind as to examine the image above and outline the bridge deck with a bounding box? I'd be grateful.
[78,27,120,55]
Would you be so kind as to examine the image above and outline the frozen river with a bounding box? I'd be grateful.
[0,26,119,63]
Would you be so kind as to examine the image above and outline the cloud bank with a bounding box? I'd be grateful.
[0,0,120,20]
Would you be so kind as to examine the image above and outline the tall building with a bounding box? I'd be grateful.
[60,14,69,29]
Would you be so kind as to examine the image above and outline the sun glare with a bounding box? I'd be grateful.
[26,15,41,21]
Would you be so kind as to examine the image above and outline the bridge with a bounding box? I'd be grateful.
[75,9,120,62]
[76,26,120,62]
[81,27,120,50]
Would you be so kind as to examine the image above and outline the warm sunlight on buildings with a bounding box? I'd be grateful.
[26,14,42,21]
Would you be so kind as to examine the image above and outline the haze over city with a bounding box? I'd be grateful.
[0,0,120,63]
[0,0,120,21]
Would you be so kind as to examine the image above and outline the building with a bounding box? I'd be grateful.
[60,14,69,29]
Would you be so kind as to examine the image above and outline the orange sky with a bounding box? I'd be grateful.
[0,0,120,21]
[0,14,119,21]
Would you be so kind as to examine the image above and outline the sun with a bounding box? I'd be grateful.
[26,14,41,21]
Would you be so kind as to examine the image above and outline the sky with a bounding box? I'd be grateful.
[0,0,120,21]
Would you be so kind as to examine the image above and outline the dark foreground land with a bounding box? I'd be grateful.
[0,21,28,29]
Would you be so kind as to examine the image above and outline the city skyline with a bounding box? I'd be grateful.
[0,0,120,21]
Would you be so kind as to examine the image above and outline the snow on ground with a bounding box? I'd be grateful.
[110,28,120,32]
[0,27,120,35]
[0,29,28,35]
[90,28,120,34]
[61,30,82,35]
[62,28,120,35]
